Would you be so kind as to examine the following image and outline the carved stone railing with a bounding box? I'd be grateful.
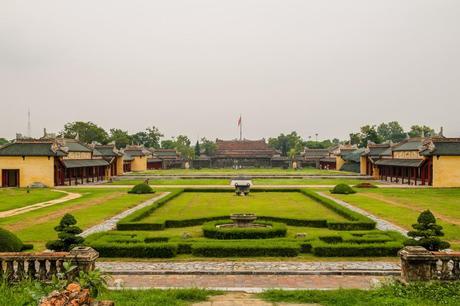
[0,247,99,282]
[400,246,460,282]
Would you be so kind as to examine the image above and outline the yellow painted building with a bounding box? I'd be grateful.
[0,156,55,187]
[123,145,148,172]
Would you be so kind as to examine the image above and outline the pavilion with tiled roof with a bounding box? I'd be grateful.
[212,139,277,168]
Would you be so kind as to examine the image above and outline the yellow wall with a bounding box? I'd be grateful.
[432,156,460,187]
[0,156,54,187]
[360,156,367,175]
[336,156,345,170]
[372,166,380,179]
[116,157,124,175]
[131,156,147,172]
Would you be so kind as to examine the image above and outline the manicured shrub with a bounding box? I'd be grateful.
[0,227,25,252]
[46,214,84,251]
[90,242,177,258]
[330,184,356,194]
[202,221,287,239]
[405,210,450,251]
[354,182,378,188]
[128,183,155,194]
[312,242,402,257]
[191,241,299,257]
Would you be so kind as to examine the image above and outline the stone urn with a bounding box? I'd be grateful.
[230,213,257,227]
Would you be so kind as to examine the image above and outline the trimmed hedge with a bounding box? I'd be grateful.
[128,183,155,194]
[0,227,26,252]
[312,242,403,257]
[300,190,376,230]
[202,220,287,239]
[117,190,184,230]
[191,241,300,257]
[330,184,356,194]
[89,242,177,258]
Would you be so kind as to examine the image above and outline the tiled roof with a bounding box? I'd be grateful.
[363,144,392,157]
[123,145,145,157]
[341,148,365,163]
[0,142,66,157]
[215,139,276,158]
[62,159,109,168]
[303,149,330,159]
[392,138,424,151]
[320,157,336,163]
[94,145,120,157]
[375,159,424,168]
[60,139,92,152]
[421,138,460,156]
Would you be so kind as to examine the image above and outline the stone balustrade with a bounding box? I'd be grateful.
[400,246,460,282]
[0,247,99,282]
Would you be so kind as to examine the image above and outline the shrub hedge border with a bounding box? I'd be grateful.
[202,220,287,239]
[116,188,376,231]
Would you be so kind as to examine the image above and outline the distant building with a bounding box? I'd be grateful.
[0,138,110,187]
[148,149,183,169]
[211,139,277,168]
[92,144,124,177]
[122,145,147,172]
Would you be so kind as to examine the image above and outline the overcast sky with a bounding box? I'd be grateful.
[1,0,459,142]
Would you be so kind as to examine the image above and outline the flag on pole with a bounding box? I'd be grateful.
[238,115,242,127]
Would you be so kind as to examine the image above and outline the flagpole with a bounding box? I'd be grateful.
[239,114,242,141]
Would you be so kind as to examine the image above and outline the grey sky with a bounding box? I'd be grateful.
[1,0,459,142]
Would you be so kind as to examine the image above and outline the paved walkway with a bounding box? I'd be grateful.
[59,184,428,189]
[0,190,81,218]
[80,192,170,237]
[98,261,400,275]
[317,192,408,236]
[192,293,317,306]
[108,274,388,292]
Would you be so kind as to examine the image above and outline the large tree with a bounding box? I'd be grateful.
[359,125,383,147]
[109,129,132,149]
[62,121,109,144]
[268,132,304,156]
[408,125,435,138]
[377,121,406,143]
[200,137,217,156]
[174,135,194,159]
[161,139,176,149]
[0,138,8,146]
[194,141,201,157]
[144,126,163,148]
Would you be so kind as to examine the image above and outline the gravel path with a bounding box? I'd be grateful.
[80,192,170,237]
[317,191,408,236]
[0,190,81,218]
[98,261,400,275]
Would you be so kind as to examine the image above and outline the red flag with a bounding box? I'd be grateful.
[238,116,242,127]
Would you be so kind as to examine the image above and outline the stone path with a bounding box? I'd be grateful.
[0,190,81,218]
[317,192,408,236]
[192,293,316,306]
[80,192,170,237]
[98,261,400,275]
[108,274,388,292]
[59,184,427,189]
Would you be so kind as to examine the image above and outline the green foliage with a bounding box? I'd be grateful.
[268,131,304,156]
[46,214,84,251]
[330,184,356,195]
[260,281,460,306]
[191,241,300,257]
[408,125,435,138]
[194,141,201,157]
[200,137,217,156]
[377,121,407,143]
[128,183,155,194]
[89,242,177,258]
[0,138,9,146]
[77,269,109,298]
[359,125,383,147]
[109,128,131,149]
[312,241,402,257]
[0,227,25,252]
[405,210,450,251]
[202,221,287,239]
[62,121,109,144]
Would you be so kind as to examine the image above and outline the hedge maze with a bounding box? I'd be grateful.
[85,189,406,258]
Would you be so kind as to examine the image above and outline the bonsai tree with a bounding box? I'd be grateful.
[46,214,84,251]
[404,210,450,251]
[330,183,356,195]
[128,183,155,194]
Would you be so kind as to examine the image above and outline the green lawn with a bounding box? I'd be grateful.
[140,191,348,223]
[107,178,375,186]
[330,188,460,249]
[0,188,160,251]
[131,168,355,176]
[0,188,65,212]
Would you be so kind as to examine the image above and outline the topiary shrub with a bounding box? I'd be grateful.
[404,210,450,251]
[128,183,155,194]
[46,214,84,251]
[354,182,378,188]
[330,184,356,195]
[0,227,25,252]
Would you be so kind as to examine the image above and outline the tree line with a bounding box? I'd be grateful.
[0,121,437,158]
